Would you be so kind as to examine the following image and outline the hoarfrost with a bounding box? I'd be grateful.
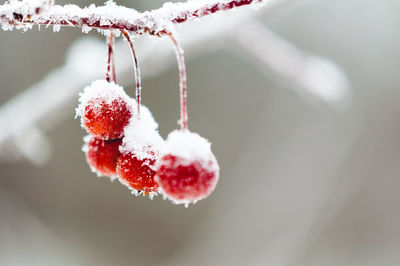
[0,0,267,34]
[81,23,91,33]
[52,24,60,32]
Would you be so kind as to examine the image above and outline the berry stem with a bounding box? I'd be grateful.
[111,34,116,83]
[169,32,188,130]
[106,31,116,83]
[122,30,141,116]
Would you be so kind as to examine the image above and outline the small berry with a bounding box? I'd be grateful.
[83,135,122,179]
[117,109,165,196]
[77,80,133,140]
[155,130,219,206]
[117,152,159,194]
[83,98,131,139]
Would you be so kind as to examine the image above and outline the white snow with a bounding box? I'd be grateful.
[52,24,60,32]
[162,129,219,170]
[119,108,164,161]
[0,0,267,34]
[75,79,134,119]
[81,23,91,33]
[137,105,159,130]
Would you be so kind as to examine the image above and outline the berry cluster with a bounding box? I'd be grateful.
[76,32,219,206]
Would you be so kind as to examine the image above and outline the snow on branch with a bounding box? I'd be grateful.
[0,0,266,35]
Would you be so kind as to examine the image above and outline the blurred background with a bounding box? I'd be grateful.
[1,0,400,265]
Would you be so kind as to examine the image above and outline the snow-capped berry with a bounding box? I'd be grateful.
[76,80,133,140]
[117,152,159,194]
[117,110,165,196]
[83,135,122,179]
[155,130,219,206]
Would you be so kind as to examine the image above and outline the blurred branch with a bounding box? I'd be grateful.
[229,19,351,109]
[0,0,266,35]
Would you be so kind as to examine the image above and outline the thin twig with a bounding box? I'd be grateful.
[106,32,115,82]
[169,32,188,130]
[122,30,141,116]
[111,33,116,82]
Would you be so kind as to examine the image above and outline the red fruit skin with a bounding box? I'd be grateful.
[82,97,131,140]
[155,154,219,203]
[117,153,159,194]
[85,137,122,177]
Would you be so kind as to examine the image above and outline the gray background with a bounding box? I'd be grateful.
[1,0,400,265]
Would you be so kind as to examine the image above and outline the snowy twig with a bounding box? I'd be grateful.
[0,0,266,35]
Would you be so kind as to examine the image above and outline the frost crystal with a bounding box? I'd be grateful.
[52,24,60,32]
[81,23,91,33]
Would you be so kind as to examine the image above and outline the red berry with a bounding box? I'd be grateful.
[83,98,131,139]
[77,80,133,140]
[155,130,219,205]
[116,111,165,196]
[117,111,164,196]
[84,136,122,179]
[117,152,159,195]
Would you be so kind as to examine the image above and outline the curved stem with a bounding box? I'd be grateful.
[169,32,188,130]
[106,31,115,82]
[111,34,116,83]
[122,30,141,116]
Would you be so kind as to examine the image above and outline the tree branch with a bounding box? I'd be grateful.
[0,0,266,35]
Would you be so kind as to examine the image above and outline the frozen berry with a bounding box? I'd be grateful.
[83,135,122,179]
[76,80,133,140]
[117,111,165,196]
[117,152,159,194]
[83,98,131,139]
[155,130,219,206]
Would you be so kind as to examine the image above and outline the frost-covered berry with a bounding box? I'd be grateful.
[83,135,122,179]
[117,152,159,195]
[155,130,219,206]
[76,80,133,140]
[117,109,165,196]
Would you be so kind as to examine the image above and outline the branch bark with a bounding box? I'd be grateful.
[0,0,265,35]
